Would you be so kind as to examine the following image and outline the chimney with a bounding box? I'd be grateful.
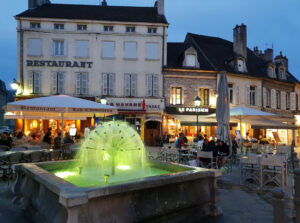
[253,46,259,57]
[28,0,50,9]
[155,0,164,15]
[275,51,288,71]
[101,0,107,6]
[233,24,247,60]
[263,48,273,62]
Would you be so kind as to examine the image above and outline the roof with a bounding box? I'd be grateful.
[166,32,299,83]
[16,3,168,24]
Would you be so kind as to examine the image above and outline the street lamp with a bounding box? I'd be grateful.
[10,78,22,95]
[100,96,107,105]
[194,96,201,139]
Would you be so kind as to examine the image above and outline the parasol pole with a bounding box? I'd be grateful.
[61,112,64,144]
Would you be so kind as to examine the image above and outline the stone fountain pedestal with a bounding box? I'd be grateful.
[12,161,221,223]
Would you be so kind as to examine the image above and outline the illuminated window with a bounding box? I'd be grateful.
[171,87,182,105]
[200,88,209,106]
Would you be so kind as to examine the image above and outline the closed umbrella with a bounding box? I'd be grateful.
[216,72,232,149]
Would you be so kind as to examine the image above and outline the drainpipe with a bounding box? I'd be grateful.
[20,20,24,91]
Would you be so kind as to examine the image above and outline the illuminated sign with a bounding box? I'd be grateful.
[178,107,209,113]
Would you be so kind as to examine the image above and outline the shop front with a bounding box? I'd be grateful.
[107,98,164,146]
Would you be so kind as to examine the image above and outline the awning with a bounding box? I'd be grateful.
[172,115,237,126]
[247,119,297,129]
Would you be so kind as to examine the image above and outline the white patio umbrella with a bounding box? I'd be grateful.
[216,72,232,148]
[4,95,118,141]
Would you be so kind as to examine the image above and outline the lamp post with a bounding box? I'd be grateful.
[194,96,201,139]
[10,78,22,95]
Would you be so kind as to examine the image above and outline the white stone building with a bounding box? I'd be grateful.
[15,0,168,145]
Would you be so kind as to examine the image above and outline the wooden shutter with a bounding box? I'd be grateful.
[131,74,137,97]
[146,74,152,96]
[263,87,267,108]
[281,91,286,110]
[52,72,57,94]
[271,89,276,109]
[124,74,131,96]
[257,86,261,106]
[102,73,108,95]
[246,85,250,105]
[76,73,81,94]
[63,40,68,56]
[153,75,158,97]
[290,92,296,111]
[109,73,115,96]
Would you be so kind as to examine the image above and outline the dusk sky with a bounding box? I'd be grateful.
[1,0,299,88]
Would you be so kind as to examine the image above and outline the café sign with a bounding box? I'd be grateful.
[178,107,209,113]
[106,98,165,111]
[26,60,93,69]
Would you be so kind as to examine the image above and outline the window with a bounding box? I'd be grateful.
[124,74,137,96]
[28,38,42,56]
[54,24,64,30]
[171,87,182,105]
[76,40,88,58]
[30,22,40,29]
[102,73,115,96]
[102,41,115,58]
[148,27,157,34]
[279,69,285,80]
[250,86,256,105]
[28,71,41,94]
[228,84,233,104]
[124,42,137,59]
[52,72,64,94]
[200,88,210,106]
[266,89,271,108]
[237,59,244,72]
[126,27,135,33]
[186,55,196,67]
[75,72,88,95]
[146,43,159,60]
[276,91,281,109]
[286,93,290,110]
[268,67,274,78]
[147,74,159,97]
[77,24,87,31]
[53,40,65,56]
[104,26,113,32]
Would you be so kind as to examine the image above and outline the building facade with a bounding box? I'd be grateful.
[15,0,168,145]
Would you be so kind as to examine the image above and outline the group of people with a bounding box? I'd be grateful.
[175,133,231,169]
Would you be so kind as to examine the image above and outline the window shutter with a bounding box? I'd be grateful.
[109,73,115,96]
[290,92,296,111]
[52,72,57,94]
[34,72,41,94]
[257,86,261,106]
[146,75,152,96]
[28,71,33,93]
[235,84,239,105]
[153,75,158,97]
[124,74,131,96]
[246,85,250,105]
[263,88,266,108]
[131,74,137,96]
[76,73,81,94]
[281,91,286,110]
[29,39,42,56]
[146,43,159,60]
[81,73,88,95]
[58,72,64,94]
[102,73,108,95]
[49,40,54,56]
[125,42,137,59]
[63,40,68,56]
[271,89,276,109]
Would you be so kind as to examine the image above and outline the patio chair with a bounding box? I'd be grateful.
[49,150,62,161]
[0,152,23,179]
[165,149,180,163]
[28,151,45,162]
[260,155,285,190]
[197,151,216,169]
[0,145,10,151]
[61,143,72,160]
[240,154,260,185]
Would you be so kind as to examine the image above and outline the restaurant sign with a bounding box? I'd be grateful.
[26,60,93,69]
[106,98,165,111]
[178,107,209,113]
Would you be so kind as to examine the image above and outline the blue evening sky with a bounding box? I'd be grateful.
[1,0,299,88]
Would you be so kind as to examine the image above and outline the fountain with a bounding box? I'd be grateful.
[13,121,221,223]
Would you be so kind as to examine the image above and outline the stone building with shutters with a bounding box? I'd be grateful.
[163,24,300,144]
[14,0,168,145]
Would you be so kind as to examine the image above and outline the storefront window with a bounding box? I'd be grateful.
[200,88,209,106]
[171,87,182,105]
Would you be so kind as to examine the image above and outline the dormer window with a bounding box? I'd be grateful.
[279,69,286,80]
[237,59,244,72]
[268,66,275,78]
[186,55,196,67]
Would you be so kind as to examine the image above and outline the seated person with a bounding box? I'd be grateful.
[176,133,187,149]
[0,133,12,148]
[53,133,62,150]
[63,132,74,144]
[216,140,230,169]
[199,139,218,167]
[197,136,204,147]
[14,131,27,146]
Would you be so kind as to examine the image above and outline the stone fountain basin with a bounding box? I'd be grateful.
[13,161,221,223]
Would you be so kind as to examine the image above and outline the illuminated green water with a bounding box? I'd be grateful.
[50,165,172,187]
